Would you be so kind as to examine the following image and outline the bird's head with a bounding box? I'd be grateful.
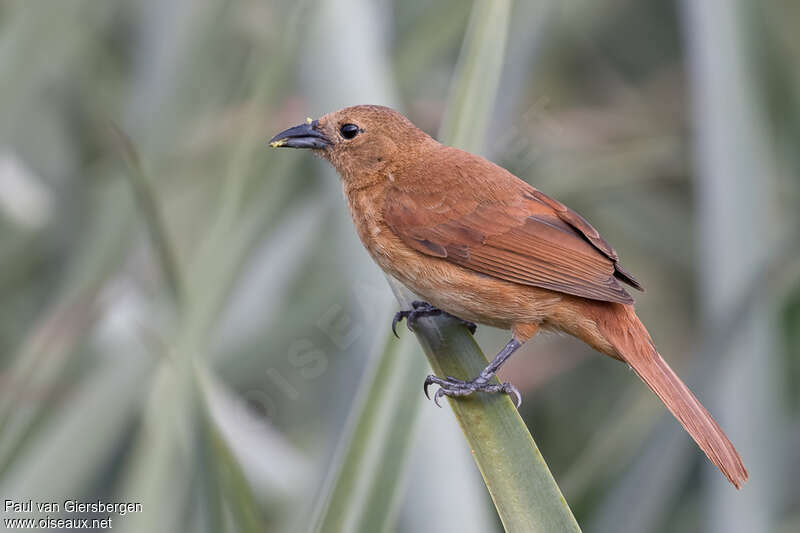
[269,105,436,184]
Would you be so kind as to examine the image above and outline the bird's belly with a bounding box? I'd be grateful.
[366,233,563,329]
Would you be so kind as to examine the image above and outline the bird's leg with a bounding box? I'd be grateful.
[424,338,523,408]
[392,300,477,337]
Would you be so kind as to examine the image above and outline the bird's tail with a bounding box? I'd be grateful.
[589,302,748,488]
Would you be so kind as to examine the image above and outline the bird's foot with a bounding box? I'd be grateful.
[423,375,522,408]
[392,300,476,337]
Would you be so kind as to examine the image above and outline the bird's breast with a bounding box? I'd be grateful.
[344,186,408,275]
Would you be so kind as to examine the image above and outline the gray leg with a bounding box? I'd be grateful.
[424,338,523,408]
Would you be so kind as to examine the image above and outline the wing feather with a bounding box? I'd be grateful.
[383,147,642,303]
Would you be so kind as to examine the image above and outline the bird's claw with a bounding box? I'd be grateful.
[393,301,442,337]
[392,301,476,337]
[391,311,409,338]
[423,374,438,400]
[434,387,448,408]
[423,374,522,409]
[502,383,523,409]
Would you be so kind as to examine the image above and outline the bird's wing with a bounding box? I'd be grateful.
[383,149,642,304]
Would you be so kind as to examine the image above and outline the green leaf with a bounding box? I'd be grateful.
[109,123,185,305]
[438,0,512,154]
[197,367,269,533]
[412,318,581,532]
[311,327,428,533]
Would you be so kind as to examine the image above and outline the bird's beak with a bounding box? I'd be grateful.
[269,118,331,149]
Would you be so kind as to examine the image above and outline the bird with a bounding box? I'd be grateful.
[269,104,748,488]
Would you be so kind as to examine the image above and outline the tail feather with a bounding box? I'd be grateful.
[592,303,748,488]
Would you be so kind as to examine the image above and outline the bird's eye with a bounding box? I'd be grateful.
[340,123,359,140]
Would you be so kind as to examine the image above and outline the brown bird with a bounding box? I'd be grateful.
[269,105,748,488]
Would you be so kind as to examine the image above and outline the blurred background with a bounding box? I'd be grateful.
[0,0,798,531]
